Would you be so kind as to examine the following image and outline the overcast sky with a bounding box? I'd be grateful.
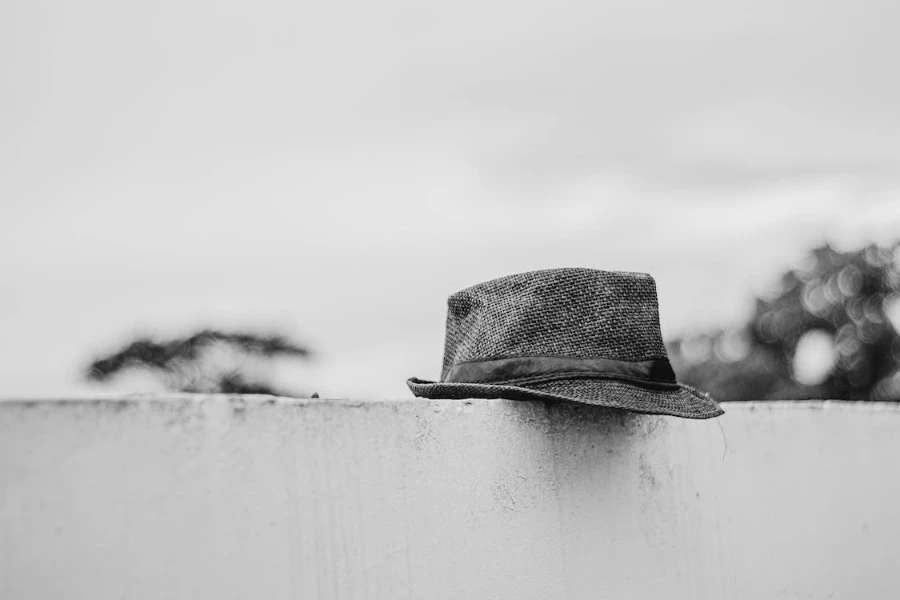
[3,0,900,398]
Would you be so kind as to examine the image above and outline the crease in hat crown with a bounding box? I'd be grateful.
[439,267,669,382]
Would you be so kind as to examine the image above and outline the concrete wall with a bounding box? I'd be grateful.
[1,397,898,599]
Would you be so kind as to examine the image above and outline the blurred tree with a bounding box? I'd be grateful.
[85,329,313,396]
[669,241,900,401]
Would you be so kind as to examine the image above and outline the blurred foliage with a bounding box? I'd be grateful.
[669,241,900,401]
[85,329,313,396]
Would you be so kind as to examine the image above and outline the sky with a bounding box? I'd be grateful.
[3,0,900,399]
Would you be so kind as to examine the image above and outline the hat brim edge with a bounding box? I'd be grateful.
[406,377,724,420]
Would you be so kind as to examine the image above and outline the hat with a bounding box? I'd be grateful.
[407,268,723,419]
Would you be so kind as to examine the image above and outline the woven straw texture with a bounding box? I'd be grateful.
[409,268,723,419]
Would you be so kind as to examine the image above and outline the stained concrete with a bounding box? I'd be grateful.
[1,397,898,599]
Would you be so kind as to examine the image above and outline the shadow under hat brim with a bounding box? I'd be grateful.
[406,376,723,419]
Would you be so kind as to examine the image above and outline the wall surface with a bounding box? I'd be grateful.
[2,397,899,600]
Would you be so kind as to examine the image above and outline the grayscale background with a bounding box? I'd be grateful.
[3,0,899,401]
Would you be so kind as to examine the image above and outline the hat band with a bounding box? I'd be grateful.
[443,355,678,388]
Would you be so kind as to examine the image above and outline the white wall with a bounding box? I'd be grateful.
[2,397,899,599]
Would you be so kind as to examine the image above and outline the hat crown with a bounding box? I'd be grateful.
[441,268,668,379]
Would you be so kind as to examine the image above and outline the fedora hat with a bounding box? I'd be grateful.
[407,268,723,419]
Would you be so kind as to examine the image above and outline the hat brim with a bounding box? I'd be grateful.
[406,376,723,419]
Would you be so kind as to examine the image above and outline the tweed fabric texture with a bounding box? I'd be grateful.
[407,378,721,419]
[440,268,667,378]
[409,268,723,419]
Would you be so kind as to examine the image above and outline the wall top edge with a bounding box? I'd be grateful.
[1,395,899,413]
